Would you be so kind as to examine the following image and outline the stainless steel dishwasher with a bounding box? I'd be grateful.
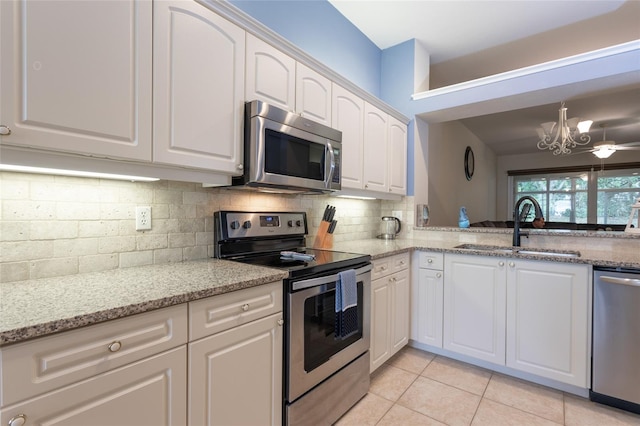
[591,267,640,414]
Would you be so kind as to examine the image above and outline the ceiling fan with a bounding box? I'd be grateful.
[574,124,640,159]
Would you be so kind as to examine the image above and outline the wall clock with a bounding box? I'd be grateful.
[464,146,474,180]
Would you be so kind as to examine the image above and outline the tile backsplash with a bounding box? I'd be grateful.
[0,172,414,282]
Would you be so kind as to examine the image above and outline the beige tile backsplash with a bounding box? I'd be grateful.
[0,171,414,282]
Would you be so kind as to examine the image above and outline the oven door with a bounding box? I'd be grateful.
[286,264,371,403]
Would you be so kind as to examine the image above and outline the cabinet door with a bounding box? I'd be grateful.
[506,260,590,387]
[332,84,364,189]
[362,103,388,193]
[444,254,506,365]
[0,347,187,426]
[189,313,283,426]
[296,63,331,125]
[153,0,245,174]
[413,268,444,348]
[391,269,410,353]
[245,35,296,112]
[388,116,407,195]
[0,0,152,161]
[370,276,391,373]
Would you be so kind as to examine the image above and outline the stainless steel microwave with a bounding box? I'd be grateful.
[232,100,342,194]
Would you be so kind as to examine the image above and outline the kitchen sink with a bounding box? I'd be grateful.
[454,244,580,258]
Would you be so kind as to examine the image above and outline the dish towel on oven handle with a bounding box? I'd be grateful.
[335,269,358,339]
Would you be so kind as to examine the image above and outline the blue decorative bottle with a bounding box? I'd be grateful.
[459,207,470,228]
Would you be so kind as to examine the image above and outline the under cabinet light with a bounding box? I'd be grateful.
[336,195,377,200]
[0,164,160,182]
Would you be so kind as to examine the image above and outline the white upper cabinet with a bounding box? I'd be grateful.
[245,35,296,112]
[332,84,365,189]
[0,0,152,161]
[388,116,408,195]
[363,103,389,193]
[295,63,332,125]
[153,0,245,175]
[246,35,332,126]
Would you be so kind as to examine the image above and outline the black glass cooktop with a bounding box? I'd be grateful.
[235,248,370,280]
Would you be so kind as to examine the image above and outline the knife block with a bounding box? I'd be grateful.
[312,221,333,249]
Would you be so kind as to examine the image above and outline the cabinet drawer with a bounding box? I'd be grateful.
[189,281,283,341]
[1,304,188,406]
[1,346,187,425]
[372,253,409,280]
[417,251,444,270]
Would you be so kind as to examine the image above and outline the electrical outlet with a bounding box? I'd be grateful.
[135,206,152,231]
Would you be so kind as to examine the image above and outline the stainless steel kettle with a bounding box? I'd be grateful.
[377,216,402,239]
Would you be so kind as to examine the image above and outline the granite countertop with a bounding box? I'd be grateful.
[0,259,288,346]
[2,235,639,347]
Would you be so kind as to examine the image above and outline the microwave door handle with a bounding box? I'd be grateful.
[325,142,336,188]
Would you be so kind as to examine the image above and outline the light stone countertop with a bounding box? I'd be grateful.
[0,259,288,346]
[2,234,639,346]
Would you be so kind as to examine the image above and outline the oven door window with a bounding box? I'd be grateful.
[303,281,364,372]
[264,128,325,181]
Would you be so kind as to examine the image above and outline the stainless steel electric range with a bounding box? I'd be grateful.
[214,210,371,425]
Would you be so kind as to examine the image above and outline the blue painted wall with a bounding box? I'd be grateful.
[381,40,417,195]
[230,0,382,97]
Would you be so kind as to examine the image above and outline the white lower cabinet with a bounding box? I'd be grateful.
[443,254,591,388]
[189,313,283,426]
[1,347,187,426]
[444,254,507,365]
[506,259,590,387]
[370,253,410,372]
[0,282,285,426]
[188,281,283,426]
[411,251,444,348]
[0,306,189,426]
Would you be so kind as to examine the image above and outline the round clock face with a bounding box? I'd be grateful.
[464,146,475,180]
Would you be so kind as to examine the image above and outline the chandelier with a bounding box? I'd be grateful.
[536,102,593,155]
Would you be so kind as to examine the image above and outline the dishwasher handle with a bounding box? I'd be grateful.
[600,275,640,287]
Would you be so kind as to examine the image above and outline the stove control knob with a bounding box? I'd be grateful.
[288,220,294,227]
[242,220,252,229]
[230,220,240,230]
[296,220,302,227]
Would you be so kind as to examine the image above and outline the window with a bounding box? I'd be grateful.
[597,170,640,224]
[512,167,640,225]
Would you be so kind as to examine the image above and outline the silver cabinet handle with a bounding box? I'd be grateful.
[277,319,284,326]
[436,272,442,278]
[499,261,505,267]
[108,341,122,352]
[241,303,250,312]
[427,259,433,263]
[400,260,406,265]
[509,262,515,268]
[0,125,11,136]
[600,275,640,287]
[8,414,27,426]
[237,164,243,170]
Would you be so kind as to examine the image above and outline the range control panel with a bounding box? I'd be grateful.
[214,211,307,240]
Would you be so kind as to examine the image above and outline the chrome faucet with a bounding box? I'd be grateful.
[513,196,544,246]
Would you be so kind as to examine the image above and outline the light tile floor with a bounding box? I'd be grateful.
[336,346,640,426]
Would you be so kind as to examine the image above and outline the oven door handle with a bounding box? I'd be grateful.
[292,264,372,291]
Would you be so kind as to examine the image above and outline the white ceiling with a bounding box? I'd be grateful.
[328,0,640,157]
[328,0,626,63]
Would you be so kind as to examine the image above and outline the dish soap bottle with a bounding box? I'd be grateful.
[459,207,470,228]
